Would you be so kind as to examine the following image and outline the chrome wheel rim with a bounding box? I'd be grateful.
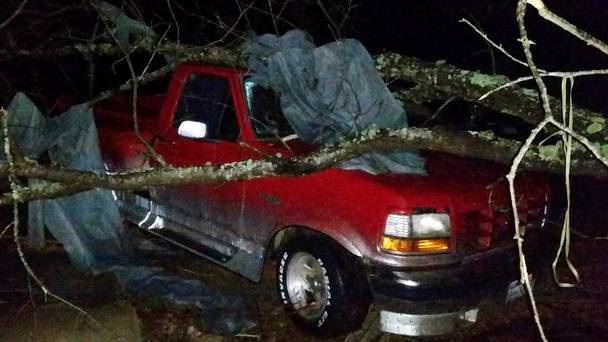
[285,252,329,319]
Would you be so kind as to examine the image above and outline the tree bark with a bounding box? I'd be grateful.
[375,53,605,140]
[1,126,605,205]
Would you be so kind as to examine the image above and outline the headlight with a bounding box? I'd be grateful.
[384,214,411,237]
[381,213,451,254]
[411,214,450,238]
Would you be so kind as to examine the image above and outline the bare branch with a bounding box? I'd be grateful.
[479,69,608,100]
[95,6,167,167]
[527,0,608,56]
[0,0,29,30]
[460,18,530,69]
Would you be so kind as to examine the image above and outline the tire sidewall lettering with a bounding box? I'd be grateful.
[278,250,333,328]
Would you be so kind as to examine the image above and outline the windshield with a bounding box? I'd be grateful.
[243,78,295,139]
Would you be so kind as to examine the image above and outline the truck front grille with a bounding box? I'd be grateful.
[459,198,547,255]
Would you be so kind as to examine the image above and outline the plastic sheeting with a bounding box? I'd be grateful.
[94,0,157,50]
[1,93,254,335]
[94,1,174,63]
[5,93,128,270]
[242,30,426,175]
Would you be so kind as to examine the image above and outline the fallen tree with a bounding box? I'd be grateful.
[1,40,608,198]
[1,116,607,206]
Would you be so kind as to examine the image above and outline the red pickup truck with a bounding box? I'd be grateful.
[95,63,549,337]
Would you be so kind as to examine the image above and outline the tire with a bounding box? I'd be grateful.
[276,236,372,337]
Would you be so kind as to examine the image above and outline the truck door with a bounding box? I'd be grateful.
[152,71,244,258]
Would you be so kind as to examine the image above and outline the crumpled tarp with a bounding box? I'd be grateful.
[1,93,254,335]
[94,0,156,50]
[242,30,426,175]
[5,93,128,270]
[94,0,174,63]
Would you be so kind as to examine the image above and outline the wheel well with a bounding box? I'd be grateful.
[268,226,359,261]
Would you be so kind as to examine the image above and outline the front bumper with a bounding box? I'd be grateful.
[365,244,542,336]
[368,245,519,302]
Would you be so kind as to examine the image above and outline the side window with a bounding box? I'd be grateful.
[174,73,239,141]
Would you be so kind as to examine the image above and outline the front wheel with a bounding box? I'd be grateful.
[276,237,372,337]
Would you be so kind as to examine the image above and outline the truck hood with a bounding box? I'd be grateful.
[346,152,512,211]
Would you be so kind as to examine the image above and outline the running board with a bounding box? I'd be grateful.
[145,228,231,263]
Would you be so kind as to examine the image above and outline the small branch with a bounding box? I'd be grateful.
[91,63,175,104]
[459,18,530,69]
[0,0,29,30]
[0,221,13,239]
[505,116,549,342]
[422,96,457,127]
[479,69,608,100]
[527,0,608,56]
[166,0,180,42]
[513,1,551,340]
[317,0,341,40]
[547,116,608,168]
[96,8,167,167]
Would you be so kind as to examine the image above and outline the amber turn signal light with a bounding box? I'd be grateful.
[380,236,450,253]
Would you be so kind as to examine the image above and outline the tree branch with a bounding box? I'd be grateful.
[527,0,608,56]
[1,125,607,205]
[0,0,29,30]
[376,53,605,140]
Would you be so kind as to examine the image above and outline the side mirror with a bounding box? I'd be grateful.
[177,120,207,139]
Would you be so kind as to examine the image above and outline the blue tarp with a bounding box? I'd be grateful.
[1,93,254,335]
[242,30,426,175]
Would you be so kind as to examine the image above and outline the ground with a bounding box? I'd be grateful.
[1,181,608,341]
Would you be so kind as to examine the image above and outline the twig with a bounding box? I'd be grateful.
[460,18,530,69]
[266,0,280,36]
[206,1,254,46]
[479,69,608,100]
[96,6,167,167]
[547,116,608,168]
[422,96,457,127]
[506,117,550,342]
[527,0,608,56]
[90,63,175,104]
[0,221,13,239]
[88,18,101,98]
[337,0,356,31]
[166,0,180,42]
[0,0,29,30]
[317,0,341,40]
